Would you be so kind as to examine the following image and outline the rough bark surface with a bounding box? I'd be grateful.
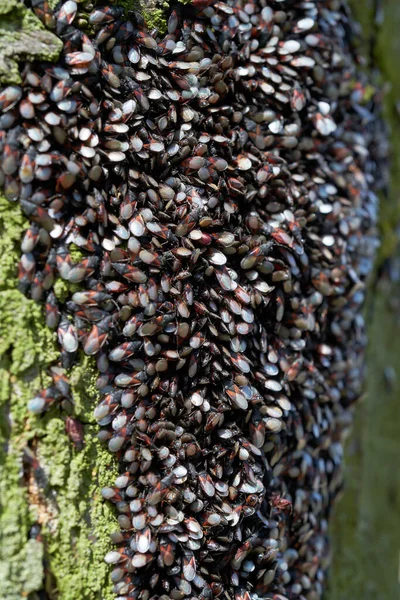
[0,1,398,600]
[0,0,61,85]
[0,5,131,600]
[0,191,119,600]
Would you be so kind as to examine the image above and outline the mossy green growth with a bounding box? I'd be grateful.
[36,358,120,600]
[117,0,192,33]
[135,0,169,34]
[69,244,86,264]
[0,0,62,84]
[54,279,81,303]
[0,195,119,600]
[144,7,168,34]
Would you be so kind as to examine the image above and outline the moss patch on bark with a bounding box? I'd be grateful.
[0,196,119,600]
[0,0,61,85]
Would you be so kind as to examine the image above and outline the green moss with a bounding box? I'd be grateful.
[32,367,119,600]
[0,199,26,288]
[135,0,169,34]
[0,0,62,84]
[69,244,86,264]
[52,245,85,301]
[0,195,118,600]
[116,0,141,12]
[145,7,168,33]
[53,279,80,303]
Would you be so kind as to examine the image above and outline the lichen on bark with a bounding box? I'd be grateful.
[0,194,119,600]
[0,0,62,85]
[132,0,197,35]
[0,2,156,597]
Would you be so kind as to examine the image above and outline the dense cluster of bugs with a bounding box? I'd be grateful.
[0,0,386,599]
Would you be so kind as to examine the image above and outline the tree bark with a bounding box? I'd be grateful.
[0,2,399,600]
[328,1,400,598]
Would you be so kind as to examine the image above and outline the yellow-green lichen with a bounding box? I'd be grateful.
[54,279,80,303]
[0,195,119,600]
[147,7,167,33]
[136,0,169,34]
[69,244,86,264]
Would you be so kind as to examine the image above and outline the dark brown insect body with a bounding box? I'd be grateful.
[65,416,85,450]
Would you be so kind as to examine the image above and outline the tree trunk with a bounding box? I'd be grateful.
[328,1,400,598]
[0,2,398,600]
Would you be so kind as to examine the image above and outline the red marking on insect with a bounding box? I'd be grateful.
[290,86,306,112]
[227,177,246,196]
[159,539,176,567]
[112,262,147,283]
[286,358,303,382]
[20,200,54,231]
[32,0,56,29]
[65,416,85,450]
[194,300,209,315]
[235,590,251,600]
[231,538,254,570]
[192,0,214,8]
[269,493,292,514]
[271,229,295,248]
[28,386,61,414]
[183,550,197,582]
[56,171,76,191]
[68,256,98,283]
[99,393,119,414]
[50,366,70,397]
[41,262,55,293]
[83,316,111,356]
[57,0,77,28]
[23,447,42,473]
[17,257,35,290]
[56,246,73,279]
[210,582,224,597]
[205,411,221,432]
[174,209,199,237]
[29,272,43,301]
[58,317,79,353]
[73,290,111,306]
[45,292,60,329]
[96,22,117,45]
[3,142,20,176]
[134,30,158,50]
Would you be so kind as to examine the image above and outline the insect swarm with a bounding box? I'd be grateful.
[0,1,386,599]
